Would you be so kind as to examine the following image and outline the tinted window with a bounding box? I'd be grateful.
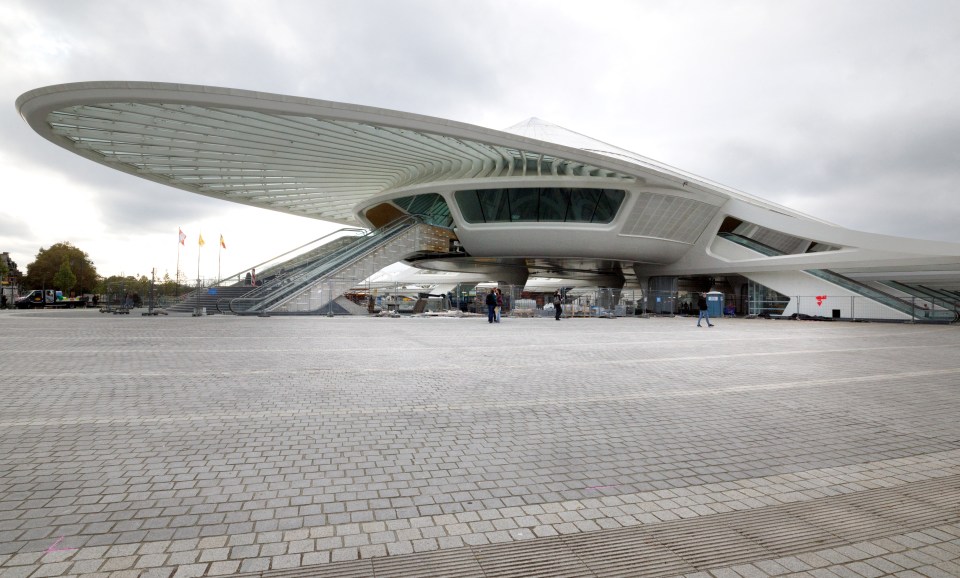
[455,188,624,224]
[455,190,484,223]
[509,188,540,221]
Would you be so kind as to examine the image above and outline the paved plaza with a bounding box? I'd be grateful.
[1,310,959,578]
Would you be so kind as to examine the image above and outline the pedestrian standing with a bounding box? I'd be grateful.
[495,288,503,323]
[553,291,563,320]
[485,289,497,324]
[697,293,714,327]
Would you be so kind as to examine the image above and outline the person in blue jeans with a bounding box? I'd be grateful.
[697,293,714,327]
[485,289,498,323]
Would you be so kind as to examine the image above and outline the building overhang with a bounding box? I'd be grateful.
[18,82,960,292]
[16,82,675,226]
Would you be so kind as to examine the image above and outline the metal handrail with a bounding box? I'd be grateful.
[229,215,423,314]
[884,280,960,309]
[211,227,366,288]
[717,232,945,319]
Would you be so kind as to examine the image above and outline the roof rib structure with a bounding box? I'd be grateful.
[19,83,667,226]
[17,81,960,298]
[18,81,823,228]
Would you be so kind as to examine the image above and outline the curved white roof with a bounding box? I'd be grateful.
[17,82,960,296]
[17,81,814,227]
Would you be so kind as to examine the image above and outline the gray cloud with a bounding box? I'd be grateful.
[0,211,33,239]
[685,106,960,240]
[4,0,960,276]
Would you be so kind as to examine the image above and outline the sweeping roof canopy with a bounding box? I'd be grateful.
[20,83,674,226]
[18,81,817,229]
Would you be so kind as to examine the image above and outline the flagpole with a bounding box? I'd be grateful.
[176,228,181,298]
[196,233,202,315]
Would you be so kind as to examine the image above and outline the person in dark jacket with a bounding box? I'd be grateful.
[485,289,497,323]
[553,291,563,320]
[697,293,714,327]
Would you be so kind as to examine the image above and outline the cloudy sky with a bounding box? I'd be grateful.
[2,0,959,280]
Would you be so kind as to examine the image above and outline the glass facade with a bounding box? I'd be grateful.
[747,279,790,316]
[647,276,678,314]
[454,188,625,224]
[391,193,453,228]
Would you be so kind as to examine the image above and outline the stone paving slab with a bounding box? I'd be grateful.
[0,310,958,577]
[221,476,960,577]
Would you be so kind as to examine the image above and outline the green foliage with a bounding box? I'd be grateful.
[91,271,190,301]
[1,253,21,287]
[95,274,159,299]
[23,242,98,294]
[53,258,77,293]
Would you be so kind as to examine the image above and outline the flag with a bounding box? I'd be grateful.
[178,228,186,246]
[198,233,205,247]
[219,234,226,249]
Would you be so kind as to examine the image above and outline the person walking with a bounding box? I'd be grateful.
[697,293,714,327]
[553,290,563,320]
[485,289,497,323]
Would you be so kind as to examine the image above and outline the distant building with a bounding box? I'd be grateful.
[17,82,960,320]
[1,251,22,305]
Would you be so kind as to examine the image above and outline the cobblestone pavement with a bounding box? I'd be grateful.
[1,309,958,577]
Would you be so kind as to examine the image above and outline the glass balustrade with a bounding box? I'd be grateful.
[718,233,957,321]
[230,216,425,314]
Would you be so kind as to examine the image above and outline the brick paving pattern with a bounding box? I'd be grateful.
[0,309,958,577]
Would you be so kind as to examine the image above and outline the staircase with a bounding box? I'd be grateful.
[880,281,960,321]
[718,232,957,322]
[229,216,456,315]
[164,286,252,314]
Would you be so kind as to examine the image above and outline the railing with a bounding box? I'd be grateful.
[211,227,366,289]
[882,280,960,310]
[162,228,367,310]
[717,232,941,321]
[229,216,431,315]
[920,285,960,305]
[749,295,958,323]
[469,286,644,319]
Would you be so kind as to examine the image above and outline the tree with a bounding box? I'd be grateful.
[23,242,98,294]
[53,258,77,294]
[0,253,21,288]
[95,274,153,306]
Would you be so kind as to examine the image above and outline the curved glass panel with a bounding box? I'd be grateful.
[455,188,625,224]
[456,190,484,223]
[569,189,601,222]
[593,190,621,222]
[509,189,540,221]
[539,188,569,222]
[391,193,453,227]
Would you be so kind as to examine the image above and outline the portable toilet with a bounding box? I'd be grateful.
[706,291,724,318]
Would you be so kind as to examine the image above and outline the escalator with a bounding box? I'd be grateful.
[229,216,456,315]
[880,280,960,321]
[718,232,958,321]
[168,227,365,315]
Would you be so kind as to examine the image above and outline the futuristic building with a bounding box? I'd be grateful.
[17,82,960,320]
